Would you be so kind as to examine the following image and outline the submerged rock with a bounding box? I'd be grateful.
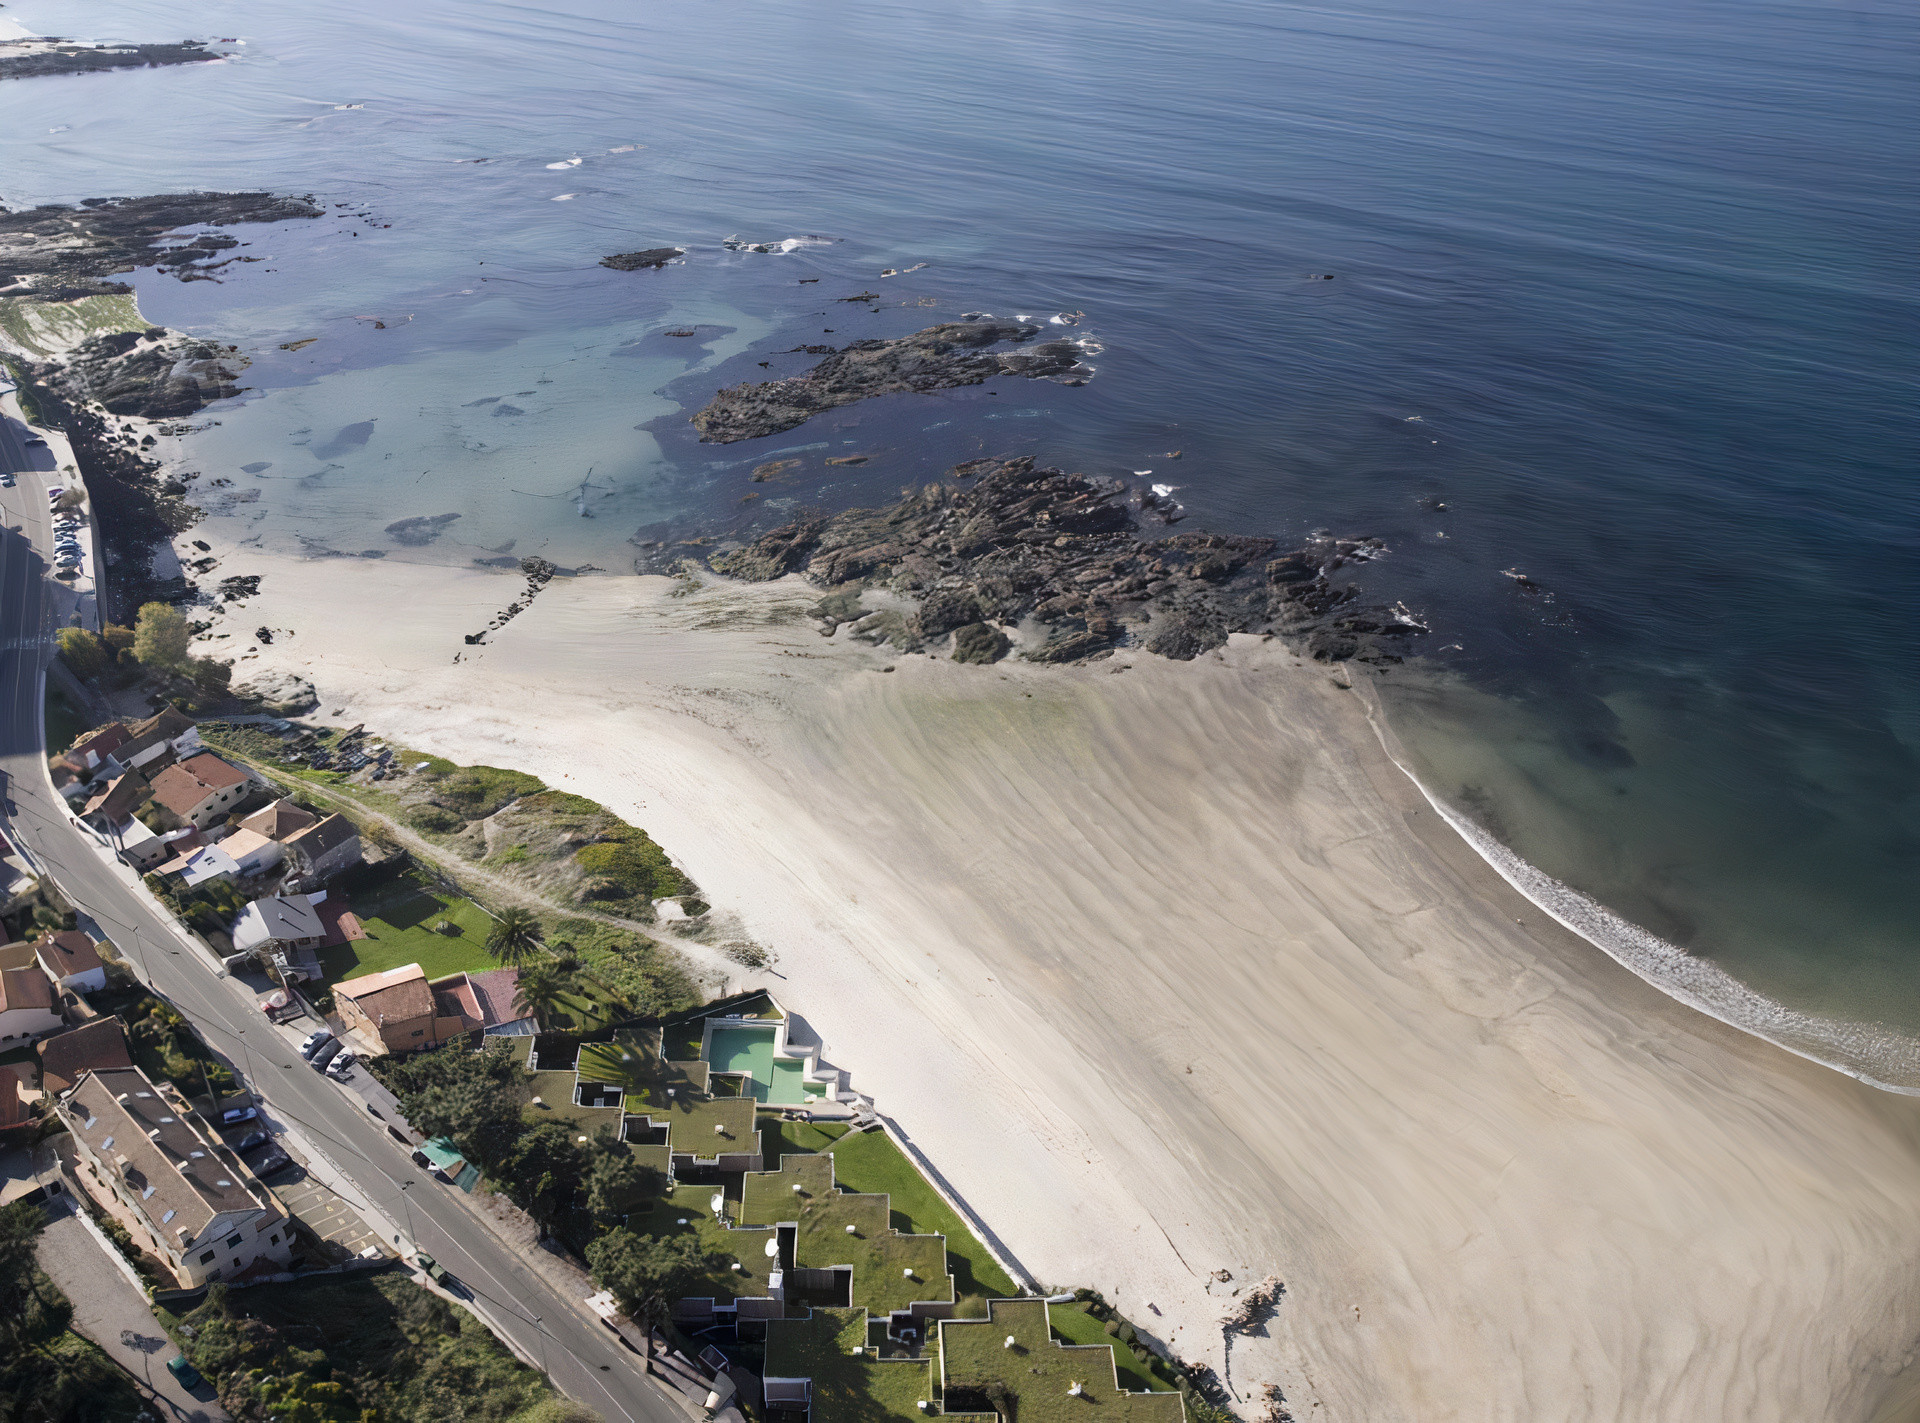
[0,39,223,83]
[601,247,684,270]
[689,322,1087,443]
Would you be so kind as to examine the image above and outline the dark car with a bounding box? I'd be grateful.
[299,1027,334,1059]
[248,1147,292,1177]
[231,1129,270,1153]
[166,1356,202,1389]
[310,1038,343,1070]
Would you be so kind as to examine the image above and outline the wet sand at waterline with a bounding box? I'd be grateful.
[204,548,1920,1421]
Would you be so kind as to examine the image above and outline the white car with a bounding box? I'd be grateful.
[326,1051,358,1080]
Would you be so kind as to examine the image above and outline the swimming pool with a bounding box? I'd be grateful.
[708,1024,824,1105]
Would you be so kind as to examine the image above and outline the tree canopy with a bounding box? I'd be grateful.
[587,1141,666,1220]
[486,906,544,967]
[385,1041,528,1174]
[133,601,192,669]
[585,1229,714,1316]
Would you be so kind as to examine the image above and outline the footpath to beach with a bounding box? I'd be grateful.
[170,540,1920,1423]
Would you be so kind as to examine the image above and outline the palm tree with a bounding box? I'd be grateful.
[513,961,568,1028]
[486,906,544,967]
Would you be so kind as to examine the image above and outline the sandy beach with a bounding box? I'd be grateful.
[181,539,1920,1422]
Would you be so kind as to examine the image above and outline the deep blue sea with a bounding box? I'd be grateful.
[4,0,1916,1083]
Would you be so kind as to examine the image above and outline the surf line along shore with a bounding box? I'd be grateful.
[170,535,1920,1423]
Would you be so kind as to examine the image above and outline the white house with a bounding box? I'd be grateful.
[231,894,327,955]
[0,962,61,1045]
[34,930,107,995]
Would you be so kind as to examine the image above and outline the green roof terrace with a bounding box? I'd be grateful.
[628,1183,779,1305]
[764,1308,935,1423]
[939,1301,1185,1423]
[741,1154,953,1315]
[577,1030,710,1109]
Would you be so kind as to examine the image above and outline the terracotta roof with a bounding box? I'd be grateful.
[241,798,317,840]
[465,968,526,1027]
[38,1017,133,1094]
[83,771,149,821]
[0,964,55,1014]
[284,813,358,862]
[0,1070,30,1132]
[219,828,277,865]
[35,930,104,979]
[68,722,131,760]
[149,754,248,817]
[336,963,434,1025]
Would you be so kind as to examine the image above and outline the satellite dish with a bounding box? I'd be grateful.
[764,1238,780,1258]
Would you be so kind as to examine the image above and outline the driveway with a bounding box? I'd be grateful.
[35,1205,229,1422]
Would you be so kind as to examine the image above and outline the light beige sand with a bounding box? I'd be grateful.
[195,544,1920,1422]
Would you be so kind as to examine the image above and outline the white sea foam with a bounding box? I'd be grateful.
[551,193,577,201]
[607,144,641,153]
[545,156,582,169]
[723,235,834,253]
[1361,692,1920,1095]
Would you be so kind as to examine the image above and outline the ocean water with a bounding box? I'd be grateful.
[4,0,1915,1083]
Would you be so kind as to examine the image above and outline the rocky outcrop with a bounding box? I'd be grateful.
[0,40,223,82]
[0,191,320,299]
[689,322,1087,443]
[708,456,1422,666]
[28,328,241,419]
[601,247,684,270]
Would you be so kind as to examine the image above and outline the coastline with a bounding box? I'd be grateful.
[166,529,1920,1421]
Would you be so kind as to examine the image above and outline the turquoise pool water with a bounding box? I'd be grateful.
[708,1024,819,1105]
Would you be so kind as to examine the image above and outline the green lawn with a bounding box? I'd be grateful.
[1046,1303,1176,1393]
[320,880,498,984]
[823,1127,1018,1299]
[942,1301,1185,1423]
[43,682,84,756]
[759,1114,850,1161]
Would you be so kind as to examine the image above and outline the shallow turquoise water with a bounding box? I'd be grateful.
[3,0,1915,1081]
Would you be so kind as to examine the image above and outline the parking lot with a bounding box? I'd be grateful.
[269,1166,389,1261]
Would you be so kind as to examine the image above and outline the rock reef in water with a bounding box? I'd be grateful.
[708,456,1422,665]
[0,39,223,82]
[601,247,684,270]
[689,322,1086,443]
[0,191,321,300]
[28,328,242,419]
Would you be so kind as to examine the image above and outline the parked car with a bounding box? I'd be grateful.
[248,1147,292,1177]
[325,1051,357,1080]
[414,1252,449,1285]
[299,1027,334,1059]
[310,1038,343,1070]
[220,1105,257,1126]
[23,435,46,447]
[166,1356,202,1389]
[231,1129,270,1153]
[1,474,14,487]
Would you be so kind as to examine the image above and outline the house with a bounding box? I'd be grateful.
[148,753,253,830]
[34,930,107,994]
[230,895,326,955]
[113,816,169,871]
[37,1017,133,1095]
[422,967,531,1041]
[218,828,285,878]
[0,960,62,1045]
[334,964,440,1054]
[81,771,149,830]
[241,798,317,840]
[103,707,202,776]
[59,1066,293,1288]
[282,813,361,881]
[171,844,241,890]
[62,722,131,773]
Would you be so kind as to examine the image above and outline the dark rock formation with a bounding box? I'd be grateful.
[0,40,223,82]
[385,513,462,546]
[28,329,241,419]
[689,322,1087,443]
[601,247,684,270]
[710,456,1421,666]
[0,192,320,299]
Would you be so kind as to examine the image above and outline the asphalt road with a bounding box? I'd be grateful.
[0,403,684,1423]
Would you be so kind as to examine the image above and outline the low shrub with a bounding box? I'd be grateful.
[405,804,467,834]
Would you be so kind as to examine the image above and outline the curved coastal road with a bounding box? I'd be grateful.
[0,402,684,1423]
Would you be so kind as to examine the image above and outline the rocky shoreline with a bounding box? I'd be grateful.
[0,38,225,82]
[700,455,1423,666]
[1,192,321,612]
[689,320,1088,442]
